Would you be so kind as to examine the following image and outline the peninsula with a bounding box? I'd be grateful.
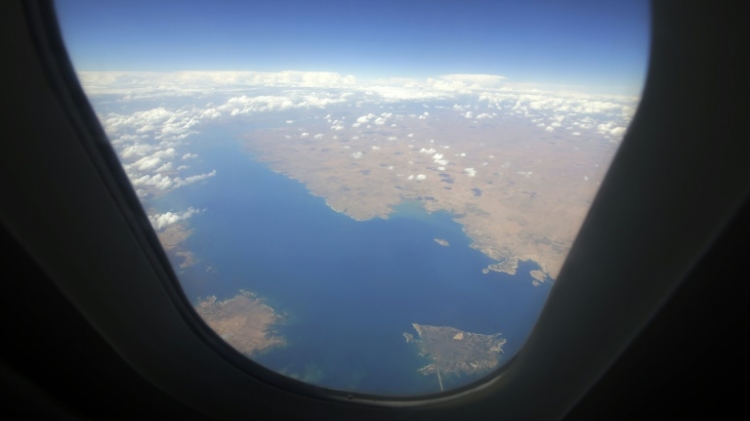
[244,108,617,281]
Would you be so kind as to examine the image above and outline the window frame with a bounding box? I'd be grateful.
[1,0,749,419]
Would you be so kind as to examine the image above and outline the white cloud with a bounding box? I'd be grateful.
[356,113,375,123]
[131,173,174,190]
[131,156,163,171]
[86,72,638,183]
[201,108,222,119]
[352,151,363,159]
[79,71,359,97]
[436,73,506,89]
[314,134,324,139]
[464,168,477,177]
[104,107,201,142]
[173,170,217,187]
[121,143,154,159]
[416,174,426,181]
[148,207,204,230]
[155,162,174,173]
[218,91,353,117]
[431,153,449,166]
[182,153,198,160]
[596,122,629,137]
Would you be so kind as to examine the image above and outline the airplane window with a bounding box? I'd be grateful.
[53,0,649,396]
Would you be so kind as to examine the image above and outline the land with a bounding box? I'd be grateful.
[194,290,285,356]
[156,223,192,251]
[174,250,196,268]
[155,223,197,268]
[406,323,505,379]
[244,108,616,280]
[530,269,547,287]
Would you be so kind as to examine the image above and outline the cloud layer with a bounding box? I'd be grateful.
[84,70,639,205]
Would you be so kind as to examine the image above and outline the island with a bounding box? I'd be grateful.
[434,238,450,247]
[405,323,505,390]
[194,290,285,356]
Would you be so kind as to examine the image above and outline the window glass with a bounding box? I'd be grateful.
[55,0,649,395]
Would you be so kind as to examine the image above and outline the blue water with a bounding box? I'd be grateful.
[154,128,553,395]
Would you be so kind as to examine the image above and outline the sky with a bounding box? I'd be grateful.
[54,0,650,96]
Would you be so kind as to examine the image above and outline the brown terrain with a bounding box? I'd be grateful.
[405,323,505,384]
[156,223,196,268]
[194,291,285,356]
[244,108,616,280]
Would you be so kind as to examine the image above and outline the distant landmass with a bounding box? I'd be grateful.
[243,110,616,282]
[404,323,505,390]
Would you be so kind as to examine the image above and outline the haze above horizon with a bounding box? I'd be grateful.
[55,0,649,96]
